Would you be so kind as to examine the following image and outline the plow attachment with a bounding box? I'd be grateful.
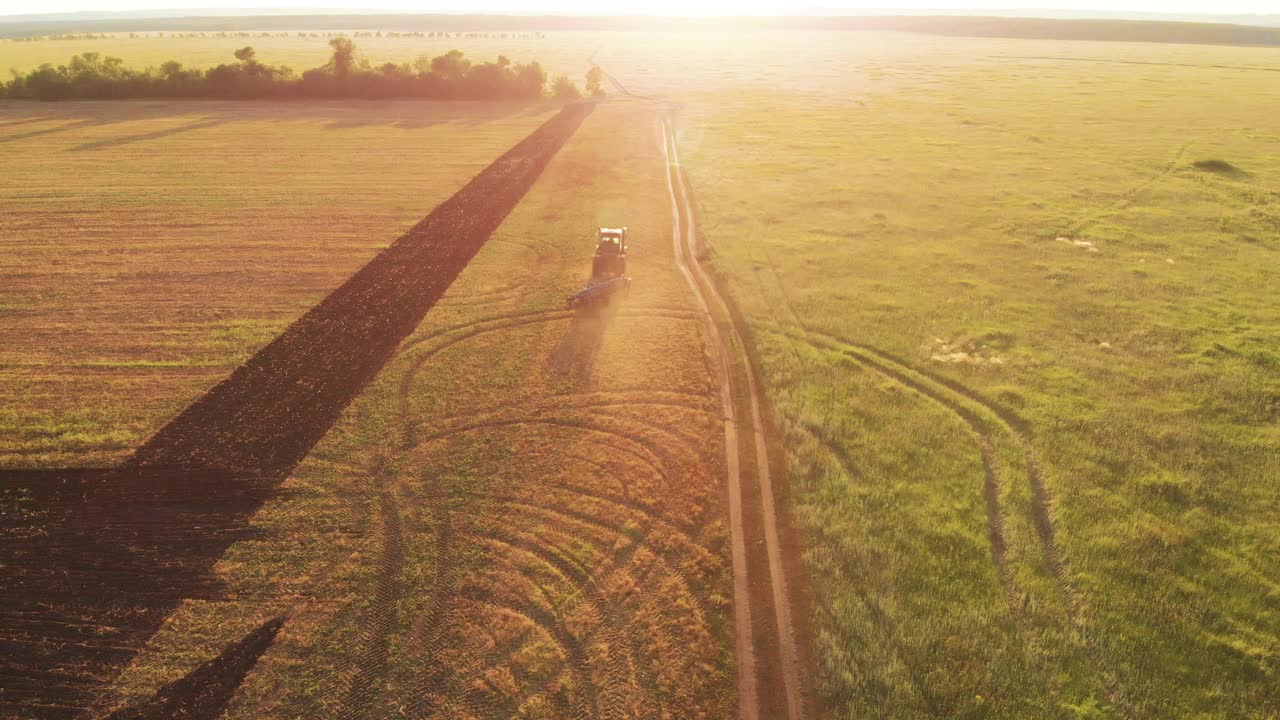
[566,276,631,308]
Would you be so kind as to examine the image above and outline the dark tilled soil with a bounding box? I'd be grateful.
[131,102,594,477]
[1,102,593,720]
[0,467,273,719]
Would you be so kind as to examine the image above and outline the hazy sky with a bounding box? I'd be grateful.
[1,0,1276,16]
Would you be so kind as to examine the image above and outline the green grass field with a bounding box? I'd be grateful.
[673,33,1280,719]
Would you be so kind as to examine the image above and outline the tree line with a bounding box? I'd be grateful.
[1,40,601,101]
[7,30,545,42]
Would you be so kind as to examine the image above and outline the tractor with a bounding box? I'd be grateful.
[567,227,631,308]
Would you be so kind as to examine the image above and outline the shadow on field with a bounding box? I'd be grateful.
[0,467,274,719]
[0,101,594,720]
[0,119,102,145]
[70,118,230,152]
[129,102,594,476]
[103,616,284,720]
[1191,158,1252,178]
[547,302,619,384]
[0,100,556,148]
[320,100,549,130]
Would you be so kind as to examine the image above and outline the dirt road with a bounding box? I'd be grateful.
[660,117,808,720]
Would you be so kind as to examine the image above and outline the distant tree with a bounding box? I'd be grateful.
[16,63,72,100]
[2,41,557,102]
[430,49,470,81]
[515,61,547,98]
[552,74,581,100]
[585,66,605,97]
[329,37,356,79]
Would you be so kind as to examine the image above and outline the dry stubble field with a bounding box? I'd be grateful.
[67,103,737,719]
[0,100,556,468]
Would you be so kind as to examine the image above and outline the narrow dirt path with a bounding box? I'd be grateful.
[661,117,807,720]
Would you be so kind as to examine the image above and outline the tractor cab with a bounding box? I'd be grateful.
[592,227,628,279]
[596,227,627,253]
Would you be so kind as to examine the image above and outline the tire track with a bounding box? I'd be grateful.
[753,247,1023,586]
[760,317,1133,714]
[751,230,1114,705]
[404,391,712,447]
[467,528,639,720]
[397,464,465,720]
[662,117,809,720]
[331,461,404,720]
[390,408,712,719]
[410,419,676,492]
[659,115,760,720]
[399,305,694,357]
[507,446,712,535]
[465,533,609,720]
[1063,141,1190,237]
[395,308,699,433]
[413,388,722,718]
[783,332,1015,582]
[460,595,597,720]
[448,481,711,717]
[844,342,1137,714]
[492,496,716,622]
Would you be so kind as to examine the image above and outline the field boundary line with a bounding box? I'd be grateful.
[663,116,810,720]
[659,117,757,720]
[991,55,1280,72]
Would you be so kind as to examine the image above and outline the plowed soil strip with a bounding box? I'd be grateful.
[131,102,593,476]
[0,103,591,720]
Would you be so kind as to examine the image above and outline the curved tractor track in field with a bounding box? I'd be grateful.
[756,266,1132,714]
[295,112,741,717]
[0,104,594,720]
[656,97,1131,713]
[329,356,733,719]
[318,399,732,720]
